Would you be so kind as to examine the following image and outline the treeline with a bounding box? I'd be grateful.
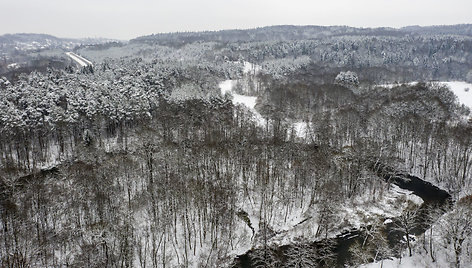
[235,36,472,82]
[131,25,472,45]
[128,25,472,83]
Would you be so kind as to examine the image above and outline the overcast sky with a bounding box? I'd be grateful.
[1,0,471,40]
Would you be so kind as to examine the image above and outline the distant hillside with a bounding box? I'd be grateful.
[400,24,472,36]
[131,24,472,45]
[0,33,118,52]
[0,33,62,44]
[0,33,118,79]
[131,25,402,45]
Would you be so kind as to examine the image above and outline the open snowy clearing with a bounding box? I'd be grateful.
[219,79,266,127]
[441,81,472,109]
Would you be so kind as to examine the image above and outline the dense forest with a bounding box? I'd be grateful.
[0,25,472,267]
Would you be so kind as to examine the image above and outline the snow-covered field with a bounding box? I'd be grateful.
[219,79,258,110]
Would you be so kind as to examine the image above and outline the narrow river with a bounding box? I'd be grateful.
[232,162,452,267]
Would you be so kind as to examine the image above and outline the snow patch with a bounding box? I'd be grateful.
[219,79,235,95]
[7,63,19,69]
[219,79,266,127]
[292,121,310,138]
[242,61,261,74]
[377,82,418,88]
[440,81,472,109]
[361,257,425,268]
[390,185,424,206]
[233,94,257,109]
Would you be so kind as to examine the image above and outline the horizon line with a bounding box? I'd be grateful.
[1,23,471,41]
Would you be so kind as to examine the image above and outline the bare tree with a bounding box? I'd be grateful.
[393,202,420,257]
[284,242,318,267]
[349,223,391,266]
[439,197,472,268]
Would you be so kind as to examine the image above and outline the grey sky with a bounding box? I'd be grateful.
[1,0,471,40]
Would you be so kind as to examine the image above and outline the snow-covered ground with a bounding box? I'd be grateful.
[361,256,439,268]
[219,78,266,127]
[360,233,466,268]
[440,81,472,109]
[7,63,20,69]
[377,82,418,89]
[219,79,235,96]
[378,81,472,109]
[292,121,310,138]
[242,61,262,74]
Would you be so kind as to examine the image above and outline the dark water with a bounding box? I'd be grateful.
[233,163,452,267]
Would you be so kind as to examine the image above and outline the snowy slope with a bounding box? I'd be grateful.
[440,81,472,109]
[360,245,459,268]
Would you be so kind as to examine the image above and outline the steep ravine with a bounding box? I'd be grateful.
[232,163,452,267]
